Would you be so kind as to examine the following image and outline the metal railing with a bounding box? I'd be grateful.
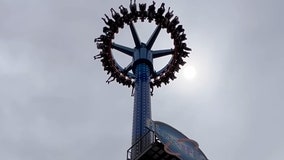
[127,130,157,160]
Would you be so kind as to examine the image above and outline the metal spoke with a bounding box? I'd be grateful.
[129,22,141,47]
[155,56,175,75]
[124,62,133,73]
[152,49,174,58]
[112,43,134,57]
[115,61,135,78]
[146,25,161,50]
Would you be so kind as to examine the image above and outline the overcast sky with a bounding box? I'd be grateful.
[1,0,284,160]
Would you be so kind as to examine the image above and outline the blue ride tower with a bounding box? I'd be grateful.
[112,23,173,159]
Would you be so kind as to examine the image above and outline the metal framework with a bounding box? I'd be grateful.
[95,1,191,159]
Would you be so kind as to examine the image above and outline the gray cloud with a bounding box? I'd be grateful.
[0,0,283,160]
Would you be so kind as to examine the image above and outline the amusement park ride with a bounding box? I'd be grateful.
[94,1,208,160]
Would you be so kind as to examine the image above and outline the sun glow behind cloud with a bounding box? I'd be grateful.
[182,64,197,80]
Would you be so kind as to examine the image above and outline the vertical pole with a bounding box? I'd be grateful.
[131,62,152,159]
